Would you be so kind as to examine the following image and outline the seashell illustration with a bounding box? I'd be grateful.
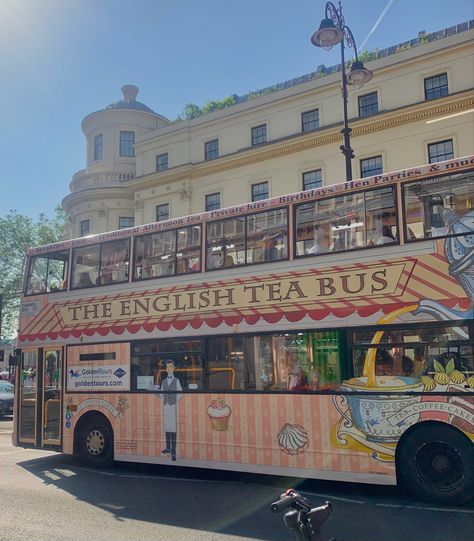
[277,423,309,455]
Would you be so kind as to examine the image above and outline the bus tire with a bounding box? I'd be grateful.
[78,414,114,468]
[397,423,474,505]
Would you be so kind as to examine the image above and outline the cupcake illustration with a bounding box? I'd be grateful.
[207,398,231,431]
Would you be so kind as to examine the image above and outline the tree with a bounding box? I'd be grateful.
[0,207,66,338]
[181,103,202,120]
[180,95,238,120]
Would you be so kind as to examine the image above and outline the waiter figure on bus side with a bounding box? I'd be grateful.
[159,359,182,461]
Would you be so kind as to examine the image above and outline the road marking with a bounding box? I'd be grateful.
[250,483,366,504]
[375,503,474,514]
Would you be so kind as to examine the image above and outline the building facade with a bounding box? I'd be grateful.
[62,22,474,238]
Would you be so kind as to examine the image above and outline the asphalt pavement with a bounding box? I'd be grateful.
[1,417,473,541]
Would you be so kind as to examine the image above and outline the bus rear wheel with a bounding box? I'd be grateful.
[78,415,114,468]
[398,424,474,505]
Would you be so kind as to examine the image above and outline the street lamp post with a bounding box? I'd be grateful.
[311,1,373,181]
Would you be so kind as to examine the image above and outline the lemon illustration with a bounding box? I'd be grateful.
[421,376,436,391]
[434,372,449,386]
[467,376,474,388]
[450,370,466,384]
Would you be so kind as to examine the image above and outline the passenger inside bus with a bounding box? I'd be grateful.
[224,255,234,266]
[177,258,191,274]
[77,272,95,288]
[29,279,46,294]
[261,233,279,261]
[377,225,396,245]
[375,349,394,376]
[286,365,307,392]
[308,227,330,255]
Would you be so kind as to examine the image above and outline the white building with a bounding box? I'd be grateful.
[62,21,474,237]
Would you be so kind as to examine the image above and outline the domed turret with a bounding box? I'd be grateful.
[105,85,158,114]
[63,86,170,238]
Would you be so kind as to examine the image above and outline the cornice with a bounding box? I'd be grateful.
[62,188,134,211]
[105,91,474,191]
[353,92,474,136]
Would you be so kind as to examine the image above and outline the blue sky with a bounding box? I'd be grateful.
[0,0,473,219]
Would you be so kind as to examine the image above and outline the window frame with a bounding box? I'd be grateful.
[204,139,219,161]
[293,184,399,259]
[358,92,378,117]
[205,192,221,212]
[428,139,454,164]
[156,203,170,222]
[132,224,202,282]
[360,155,383,178]
[71,238,131,290]
[156,153,169,172]
[94,134,103,161]
[401,169,473,244]
[119,131,135,157]
[24,249,70,296]
[424,72,449,100]
[349,319,473,379]
[80,219,91,237]
[118,217,135,230]
[129,325,352,394]
[301,109,320,132]
[251,124,267,147]
[205,205,289,271]
[251,181,269,202]
[302,169,323,191]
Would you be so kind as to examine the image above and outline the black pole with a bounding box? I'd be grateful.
[339,39,353,182]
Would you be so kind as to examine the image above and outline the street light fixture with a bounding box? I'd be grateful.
[311,1,373,181]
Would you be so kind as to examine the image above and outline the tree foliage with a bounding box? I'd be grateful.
[179,95,238,120]
[0,207,66,338]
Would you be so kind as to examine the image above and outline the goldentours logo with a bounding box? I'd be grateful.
[66,364,130,392]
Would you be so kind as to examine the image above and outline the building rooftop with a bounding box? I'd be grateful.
[234,20,474,105]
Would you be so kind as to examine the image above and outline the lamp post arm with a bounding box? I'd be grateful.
[342,24,360,61]
[325,1,344,29]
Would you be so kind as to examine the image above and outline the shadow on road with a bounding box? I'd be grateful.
[17,452,472,541]
[18,454,316,540]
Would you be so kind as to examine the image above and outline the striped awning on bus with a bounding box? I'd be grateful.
[18,253,471,343]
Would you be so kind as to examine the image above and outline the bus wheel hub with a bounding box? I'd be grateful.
[86,430,104,455]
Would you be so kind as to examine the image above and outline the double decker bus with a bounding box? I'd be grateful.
[13,156,474,504]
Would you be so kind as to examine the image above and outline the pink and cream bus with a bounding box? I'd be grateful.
[13,156,474,504]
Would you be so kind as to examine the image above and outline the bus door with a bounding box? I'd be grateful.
[42,348,62,445]
[17,347,62,448]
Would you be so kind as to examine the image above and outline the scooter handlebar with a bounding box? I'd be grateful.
[270,494,295,513]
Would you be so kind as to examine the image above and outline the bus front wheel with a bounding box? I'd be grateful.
[398,423,474,505]
[78,415,114,468]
